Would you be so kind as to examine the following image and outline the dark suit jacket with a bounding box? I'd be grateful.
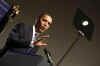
[0,54,50,66]
[0,23,39,57]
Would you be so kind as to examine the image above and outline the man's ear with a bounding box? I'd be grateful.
[34,16,39,24]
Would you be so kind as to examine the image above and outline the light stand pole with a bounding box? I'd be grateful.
[56,32,83,66]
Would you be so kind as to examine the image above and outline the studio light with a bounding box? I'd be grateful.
[73,8,95,40]
[82,20,89,26]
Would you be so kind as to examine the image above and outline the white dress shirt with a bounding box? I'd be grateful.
[30,25,38,48]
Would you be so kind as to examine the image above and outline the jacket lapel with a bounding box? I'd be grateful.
[24,24,33,42]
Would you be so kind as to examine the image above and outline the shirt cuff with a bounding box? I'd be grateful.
[29,41,35,48]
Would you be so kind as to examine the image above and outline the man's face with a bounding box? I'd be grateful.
[37,14,53,33]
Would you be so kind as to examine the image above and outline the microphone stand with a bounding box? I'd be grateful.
[43,48,54,66]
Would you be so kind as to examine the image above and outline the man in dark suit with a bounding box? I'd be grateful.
[0,12,53,66]
[0,12,53,57]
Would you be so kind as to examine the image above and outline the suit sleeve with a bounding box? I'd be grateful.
[7,23,30,48]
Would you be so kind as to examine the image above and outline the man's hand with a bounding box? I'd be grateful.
[33,35,50,47]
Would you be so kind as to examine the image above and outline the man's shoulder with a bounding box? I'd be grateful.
[15,22,25,26]
[14,22,33,30]
[14,22,25,27]
[11,22,25,30]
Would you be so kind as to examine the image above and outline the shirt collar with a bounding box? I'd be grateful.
[33,25,40,37]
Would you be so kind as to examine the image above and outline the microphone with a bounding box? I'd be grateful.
[43,48,54,66]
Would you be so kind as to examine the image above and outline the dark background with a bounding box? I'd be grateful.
[3,0,99,66]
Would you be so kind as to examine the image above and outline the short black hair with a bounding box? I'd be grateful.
[39,11,52,19]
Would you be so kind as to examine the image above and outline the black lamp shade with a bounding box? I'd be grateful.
[73,8,95,40]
